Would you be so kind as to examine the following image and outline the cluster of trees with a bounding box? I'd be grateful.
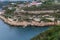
[31,25,60,40]
[3,7,16,18]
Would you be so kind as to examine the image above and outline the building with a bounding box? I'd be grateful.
[0,10,5,15]
[26,0,42,7]
[54,0,59,4]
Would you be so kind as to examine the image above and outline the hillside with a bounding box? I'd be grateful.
[31,25,60,40]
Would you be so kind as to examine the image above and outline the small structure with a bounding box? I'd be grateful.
[10,3,16,5]
[33,17,41,22]
[46,18,55,21]
[18,4,26,7]
[0,10,5,15]
[8,7,13,10]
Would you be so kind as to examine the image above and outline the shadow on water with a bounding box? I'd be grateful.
[0,19,49,40]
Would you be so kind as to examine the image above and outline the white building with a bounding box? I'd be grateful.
[10,3,16,5]
[54,0,58,3]
[46,18,55,21]
[33,18,41,21]
[0,10,5,15]
[8,7,13,10]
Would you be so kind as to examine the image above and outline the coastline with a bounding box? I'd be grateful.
[31,25,60,40]
[0,15,56,27]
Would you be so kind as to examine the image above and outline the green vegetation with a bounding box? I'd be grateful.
[41,18,53,22]
[3,7,16,18]
[31,25,60,40]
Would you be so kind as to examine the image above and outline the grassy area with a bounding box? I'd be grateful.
[31,25,60,40]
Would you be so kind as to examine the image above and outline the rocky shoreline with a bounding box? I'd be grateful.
[0,15,57,27]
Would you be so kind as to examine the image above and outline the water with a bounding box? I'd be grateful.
[0,1,9,9]
[0,19,49,40]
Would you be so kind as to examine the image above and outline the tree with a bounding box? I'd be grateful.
[4,7,16,18]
